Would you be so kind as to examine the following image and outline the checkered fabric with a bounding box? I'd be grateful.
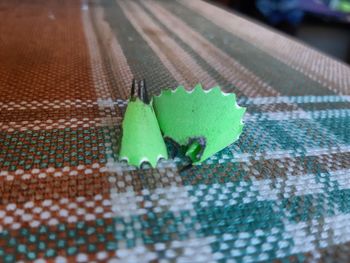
[1,0,350,262]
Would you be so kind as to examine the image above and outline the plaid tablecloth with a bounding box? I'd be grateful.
[1,0,350,262]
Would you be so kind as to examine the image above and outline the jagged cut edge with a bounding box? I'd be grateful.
[155,84,246,160]
[155,83,246,123]
[155,84,244,107]
[119,154,167,168]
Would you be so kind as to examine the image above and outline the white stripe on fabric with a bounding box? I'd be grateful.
[240,95,350,105]
[245,109,350,121]
[287,213,350,254]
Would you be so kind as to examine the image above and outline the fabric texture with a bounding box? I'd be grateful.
[1,0,350,262]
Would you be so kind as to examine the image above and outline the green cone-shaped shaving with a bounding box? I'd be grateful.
[153,84,245,164]
[119,98,168,167]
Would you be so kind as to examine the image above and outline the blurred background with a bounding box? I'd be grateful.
[210,0,350,64]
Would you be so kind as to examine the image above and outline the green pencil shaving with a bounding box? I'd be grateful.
[119,79,168,167]
[153,84,246,164]
[119,82,246,168]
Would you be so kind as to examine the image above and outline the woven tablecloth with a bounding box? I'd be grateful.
[1,0,350,262]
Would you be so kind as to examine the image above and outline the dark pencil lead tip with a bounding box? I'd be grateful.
[131,79,137,99]
[138,79,149,104]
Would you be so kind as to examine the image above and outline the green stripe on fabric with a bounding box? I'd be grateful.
[101,0,176,95]
[204,118,339,164]
[269,119,340,149]
[337,189,350,213]
[245,102,350,114]
[157,0,335,98]
[0,127,108,170]
[293,102,350,111]
[194,201,287,241]
[195,202,293,261]
[179,153,343,185]
[319,117,350,144]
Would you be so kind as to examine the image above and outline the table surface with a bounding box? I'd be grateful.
[1,0,350,262]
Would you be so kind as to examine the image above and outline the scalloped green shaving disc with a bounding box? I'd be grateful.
[153,84,246,164]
